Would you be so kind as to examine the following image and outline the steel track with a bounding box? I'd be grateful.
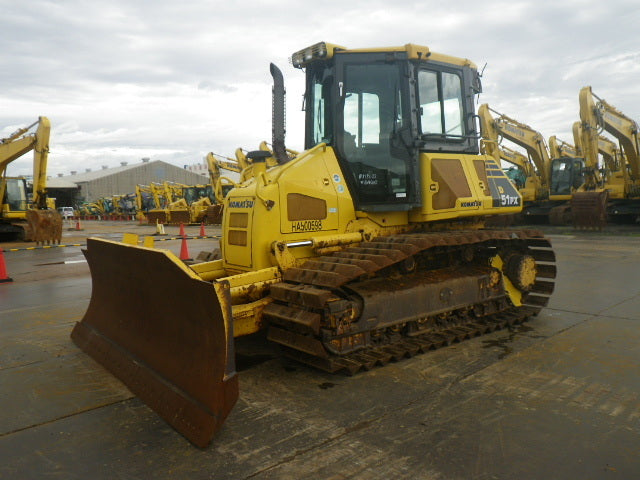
[265,228,556,374]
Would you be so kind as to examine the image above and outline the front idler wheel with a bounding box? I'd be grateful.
[504,254,537,292]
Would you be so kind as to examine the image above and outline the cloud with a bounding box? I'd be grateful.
[1,0,639,178]
[197,81,237,93]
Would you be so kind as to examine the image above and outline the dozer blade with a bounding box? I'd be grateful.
[71,238,238,447]
[25,209,62,244]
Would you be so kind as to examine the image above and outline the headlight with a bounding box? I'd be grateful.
[290,42,332,68]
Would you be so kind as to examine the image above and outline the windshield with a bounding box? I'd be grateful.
[336,60,414,207]
[550,158,584,195]
[184,186,214,204]
[418,69,465,139]
[5,178,27,211]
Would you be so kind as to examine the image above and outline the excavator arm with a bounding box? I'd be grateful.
[578,88,607,177]
[478,104,551,189]
[580,86,640,180]
[499,146,534,177]
[497,146,537,201]
[479,104,547,200]
[549,135,578,159]
[206,152,242,203]
[598,135,623,173]
[31,118,52,209]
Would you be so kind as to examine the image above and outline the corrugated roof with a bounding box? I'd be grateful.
[47,177,79,188]
[59,160,155,183]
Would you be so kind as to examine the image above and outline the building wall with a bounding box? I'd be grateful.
[76,161,208,202]
[185,162,208,175]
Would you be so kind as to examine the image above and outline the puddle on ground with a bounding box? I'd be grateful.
[481,323,544,359]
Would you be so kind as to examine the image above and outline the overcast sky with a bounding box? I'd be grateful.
[2,0,639,178]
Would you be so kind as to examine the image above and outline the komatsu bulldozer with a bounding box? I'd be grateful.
[71,42,557,447]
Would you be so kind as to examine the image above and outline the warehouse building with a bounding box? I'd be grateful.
[47,158,208,205]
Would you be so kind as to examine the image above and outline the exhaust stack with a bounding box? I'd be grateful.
[270,63,288,164]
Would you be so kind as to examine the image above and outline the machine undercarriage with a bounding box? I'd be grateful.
[265,229,555,373]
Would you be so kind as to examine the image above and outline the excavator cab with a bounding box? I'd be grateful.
[3,177,28,212]
[550,157,585,195]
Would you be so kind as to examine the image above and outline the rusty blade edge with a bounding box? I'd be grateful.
[71,320,238,448]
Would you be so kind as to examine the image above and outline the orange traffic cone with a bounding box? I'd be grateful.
[75,219,83,231]
[0,248,12,283]
[199,222,206,237]
[179,222,186,238]
[179,236,192,261]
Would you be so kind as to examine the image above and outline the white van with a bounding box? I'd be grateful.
[58,207,74,219]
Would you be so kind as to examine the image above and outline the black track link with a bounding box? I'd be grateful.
[281,305,539,374]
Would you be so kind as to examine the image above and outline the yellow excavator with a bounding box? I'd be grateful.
[203,151,245,224]
[480,115,542,205]
[134,184,154,221]
[478,104,585,223]
[546,135,586,224]
[574,86,640,226]
[143,182,172,224]
[572,121,622,195]
[71,42,557,447]
[0,117,62,243]
[206,152,242,202]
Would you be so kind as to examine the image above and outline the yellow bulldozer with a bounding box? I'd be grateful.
[71,42,557,447]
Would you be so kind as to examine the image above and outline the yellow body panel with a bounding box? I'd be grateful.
[221,145,521,277]
[222,144,356,273]
[409,153,521,222]
[605,173,627,199]
[520,182,537,203]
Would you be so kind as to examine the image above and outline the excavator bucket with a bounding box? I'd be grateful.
[71,238,238,447]
[146,210,168,225]
[548,204,571,225]
[571,191,609,230]
[25,209,62,244]
[206,204,224,224]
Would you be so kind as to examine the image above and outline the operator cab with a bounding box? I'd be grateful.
[3,177,28,212]
[294,42,482,212]
[550,157,585,195]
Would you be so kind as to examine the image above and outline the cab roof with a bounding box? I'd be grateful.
[291,42,477,69]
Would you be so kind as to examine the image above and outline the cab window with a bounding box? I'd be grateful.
[418,70,464,138]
